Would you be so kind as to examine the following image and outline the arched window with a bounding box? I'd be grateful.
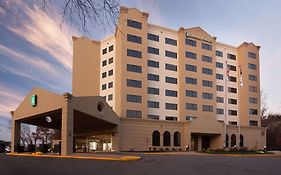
[231,134,236,147]
[163,131,171,146]
[174,132,181,146]
[226,134,229,148]
[152,131,160,146]
[240,134,244,147]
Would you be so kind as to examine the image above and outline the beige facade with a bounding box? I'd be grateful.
[11,6,266,155]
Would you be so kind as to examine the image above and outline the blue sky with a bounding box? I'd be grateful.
[0,0,281,141]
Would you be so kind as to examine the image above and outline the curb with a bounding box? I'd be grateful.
[7,153,141,161]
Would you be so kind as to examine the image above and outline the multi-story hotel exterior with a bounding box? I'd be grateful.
[11,6,266,155]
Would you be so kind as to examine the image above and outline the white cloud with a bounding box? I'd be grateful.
[0,84,24,119]
[8,1,77,72]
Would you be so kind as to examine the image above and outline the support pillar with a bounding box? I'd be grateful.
[198,135,202,151]
[61,93,74,156]
[11,111,20,153]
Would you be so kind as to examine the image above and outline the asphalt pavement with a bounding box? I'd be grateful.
[0,153,280,175]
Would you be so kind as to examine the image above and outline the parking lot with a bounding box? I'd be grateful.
[0,153,281,175]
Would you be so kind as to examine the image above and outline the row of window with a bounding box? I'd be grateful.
[126,97,178,110]
[147,60,177,71]
[215,51,236,60]
[127,48,177,59]
[101,82,113,90]
[102,57,113,67]
[103,94,113,101]
[102,45,114,55]
[102,69,113,78]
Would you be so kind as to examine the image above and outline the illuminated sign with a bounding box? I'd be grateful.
[31,95,37,107]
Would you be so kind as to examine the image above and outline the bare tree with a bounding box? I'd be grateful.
[41,0,120,33]
[261,90,268,119]
[36,127,55,144]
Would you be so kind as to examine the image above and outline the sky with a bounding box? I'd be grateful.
[0,0,281,141]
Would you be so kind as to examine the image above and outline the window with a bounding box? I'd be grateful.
[109,45,114,52]
[147,87,160,95]
[185,51,197,59]
[203,105,213,112]
[185,39,196,46]
[126,110,141,118]
[249,74,257,81]
[249,86,257,92]
[127,19,142,29]
[102,84,106,90]
[152,131,160,146]
[229,76,237,82]
[127,49,142,58]
[231,134,236,147]
[216,85,224,91]
[216,62,223,68]
[228,98,237,104]
[228,110,237,116]
[102,72,107,78]
[102,48,107,55]
[216,97,224,103]
[202,92,213,100]
[174,132,181,146]
[165,90,178,97]
[227,53,236,60]
[186,90,197,97]
[229,121,237,125]
[249,97,258,104]
[108,82,113,88]
[186,103,197,110]
[217,108,224,114]
[248,63,257,70]
[148,73,159,81]
[165,63,177,71]
[240,135,244,147]
[127,79,142,88]
[202,68,213,75]
[148,115,159,120]
[108,57,113,64]
[108,94,113,101]
[165,76,177,84]
[216,50,223,57]
[165,116,178,121]
[186,77,197,85]
[228,87,237,93]
[249,120,258,126]
[127,34,142,44]
[108,69,113,76]
[102,60,107,66]
[228,65,236,71]
[248,52,256,59]
[148,46,159,55]
[148,101,160,108]
[216,73,223,80]
[186,64,197,72]
[148,60,159,68]
[127,64,142,73]
[148,33,159,42]
[165,50,177,58]
[186,116,196,121]
[165,103,177,110]
[202,80,213,87]
[202,43,212,50]
[249,108,258,115]
[165,37,177,46]
[202,55,212,63]
[163,131,171,146]
[127,94,142,103]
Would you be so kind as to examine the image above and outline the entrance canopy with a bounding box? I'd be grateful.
[11,88,120,155]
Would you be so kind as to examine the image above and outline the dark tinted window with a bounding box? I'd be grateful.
[148,33,159,41]
[127,49,142,58]
[127,19,142,29]
[127,34,142,44]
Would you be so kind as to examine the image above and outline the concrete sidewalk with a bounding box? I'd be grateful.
[7,152,141,161]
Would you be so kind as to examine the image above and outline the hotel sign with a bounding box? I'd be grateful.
[31,95,37,107]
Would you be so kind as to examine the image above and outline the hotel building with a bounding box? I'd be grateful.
[11,7,266,155]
